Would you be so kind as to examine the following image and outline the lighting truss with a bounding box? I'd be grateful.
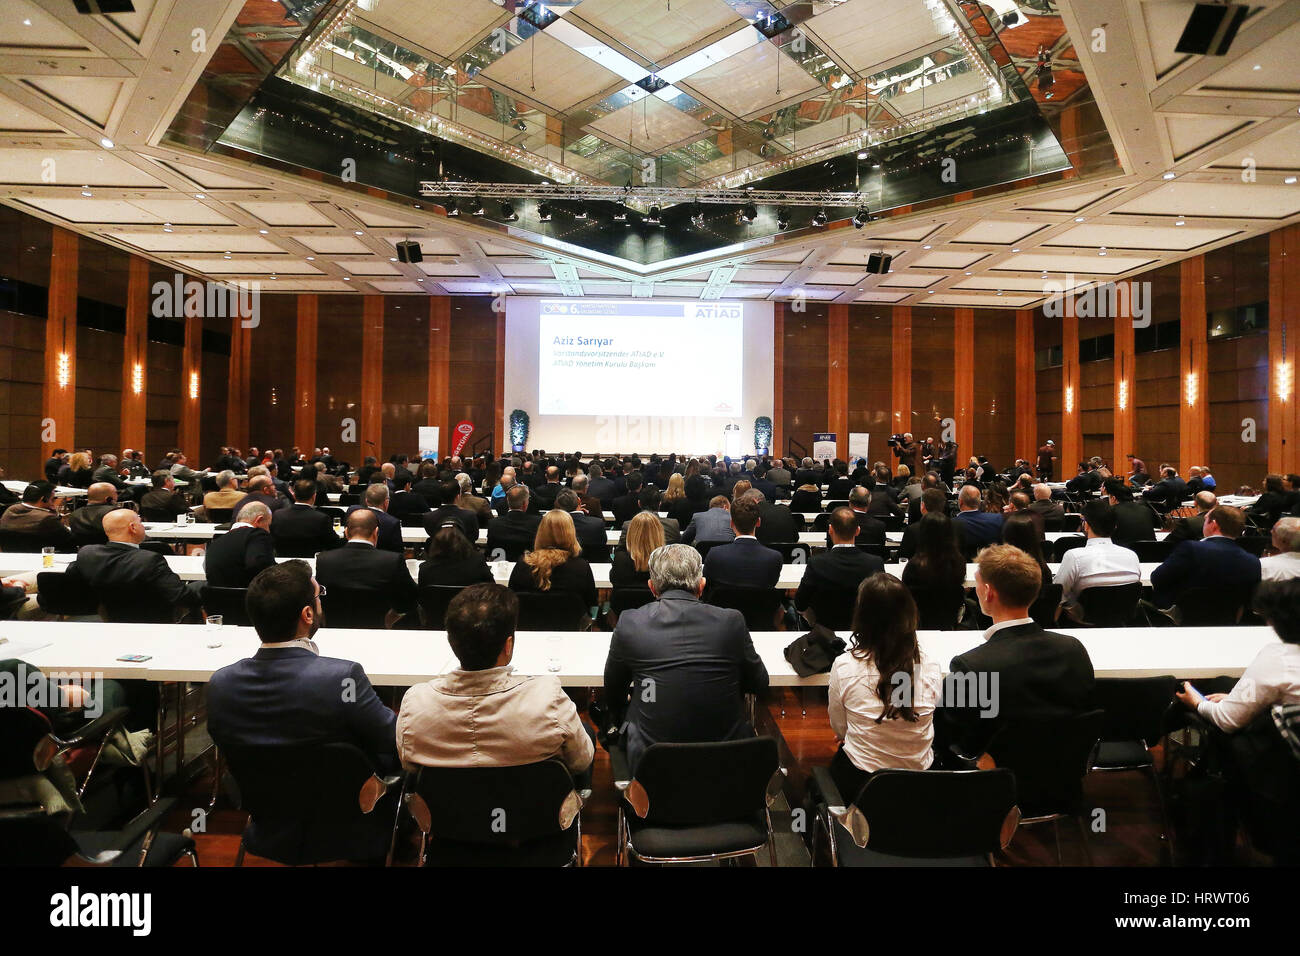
[419,182,865,208]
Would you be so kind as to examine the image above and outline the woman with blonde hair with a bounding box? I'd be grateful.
[661,472,694,527]
[611,511,665,588]
[62,451,94,488]
[508,509,597,610]
[731,479,752,501]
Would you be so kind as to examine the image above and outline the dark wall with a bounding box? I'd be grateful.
[780,303,829,458]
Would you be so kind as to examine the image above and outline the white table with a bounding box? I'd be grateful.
[140,522,430,545]
[2,480,86,498]
[2,620,1277,686]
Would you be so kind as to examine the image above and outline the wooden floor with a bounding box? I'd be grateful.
[153,686,1213,867]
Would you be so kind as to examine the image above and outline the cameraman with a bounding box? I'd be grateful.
[890,432,919,476]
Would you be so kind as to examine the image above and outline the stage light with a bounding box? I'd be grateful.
[645,205,661,224]
[500,201,517,221]
[740,202,758,224]
[690,202,705,229]
[537,201,553,221]
[469,197,485,216]
[574,203,589,220]
[776,207,791,230]
[442,197,459,216]
[852,207,870,229]
[811,208,828,227]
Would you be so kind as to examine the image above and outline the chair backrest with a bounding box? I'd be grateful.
[0,530,45,553]
[95,582,178,624]
[1237,535,1270,557]
[487,540,529,562]
[1078,582,1142,627]
[610,587,655,616]
[321,585,393,629]
[417,584,464,629]
[1028,583,1063,628]
[1052,536,1087,561]
[1060,513,1083,533]
[704,585,784,631]
[812,512,834,533]
[140,507,179,522]
[1131,539,1175,563]
[399,512,427,527]
[693,540,724,561]
[629,737,778,826]
[770,541,811,565]
[987,709,1104,817]
[809,586,858,631]
[847,768,1019,859]
[272,535,326,559]
[199,586,253,627]
[35,571,99,617]
[205,507,234,524]
[407,759,578,847]
[856,542,887,560]
[1093,676,1179,747]
[516,590,589,631]
[1175,586,1248,626]
[904,583,964,630]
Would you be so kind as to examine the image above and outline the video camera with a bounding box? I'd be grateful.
[887,434,906,448]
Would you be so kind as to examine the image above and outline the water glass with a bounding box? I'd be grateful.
[41,546,55,569]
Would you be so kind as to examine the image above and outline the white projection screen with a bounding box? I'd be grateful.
[504,298,774,455]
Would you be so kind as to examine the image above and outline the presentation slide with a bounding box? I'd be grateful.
[538,300,743,417]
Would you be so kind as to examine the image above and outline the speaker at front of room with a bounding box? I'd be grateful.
[396,240,423,264]
[1175,3,1247,56]
[866,252,893,275]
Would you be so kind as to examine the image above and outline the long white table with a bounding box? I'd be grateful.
[2,480,86,498]
[1,620,1276,686]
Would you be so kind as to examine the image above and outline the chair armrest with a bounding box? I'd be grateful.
[609,742,631,791]
[33,706,130,772]
[810,765,844,813]
[945,743,981,771]
[70,797,178,865]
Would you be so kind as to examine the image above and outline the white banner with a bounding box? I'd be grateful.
[418,426,440,460]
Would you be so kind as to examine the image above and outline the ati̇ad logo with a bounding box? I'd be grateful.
[457,424,473,437]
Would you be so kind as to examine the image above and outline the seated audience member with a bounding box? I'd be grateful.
[953,485,1003,557]
[702,493,782,590]
[795,507,884,623]
[826,575,944,799]
[1054,500,1141,616]
[753,490,800,546]
[507,509,597,614]
[936,545,1095,762]
[681,495,735,546]
[451,472,492,528]
[1005,490,1044,538]
[271,479,343,555]
[899,488,951,558]
[92,454,127,491]
[423,477,479,545]
[68,482,121,546]
[1169,490,1217,543]
[485,484,542,560]
[140,470,190,521]
[410,461,441,507]
[568,473,604,520]
[418,525,493,588]
[70,508,202,614]
[1027,483,1066,524]
[835,485,887,549]
[1150,506,1261,609]
[555,489,609,563]
[603,544,768,770]
[397,583,594,777]
[0,481,74,551]
[43,449,67,485]
[230,474,286,523]
[615,487,681,547]
[1001,513,1053,597]
[1259,516,1300,582]
[207,560,399,862]
[1250,474,1290,530]
[1066,457,1105,496]
[345,482,404,553]
[1141,465,1187,511]
[388,472,431,522]
[586,463,616,508]
[660,473,696,526]
[59,452,94,489]
[900,512,967,624]
[610,511,664,589]
[610,471,644,528]
[203,470,244,514]
[1175,579,1300,731]
[826,460,854,499]
[866,465,906,522]
[1104,478,1159,545]
[204,501,276,588]
[314,509,417,624]
[789,481,823,515]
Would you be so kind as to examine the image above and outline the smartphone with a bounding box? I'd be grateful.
[1183,681,1206,703]
[116,654,153,663]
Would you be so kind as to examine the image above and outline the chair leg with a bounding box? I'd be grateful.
[185,849,200,867]
[1146,764,1176,865]
[1074,814,1094,866]
[616,806,627,867]
[234,835,246,867]
[765,808,778,867]
[206,746,222,811]
[1052,818,1063,866]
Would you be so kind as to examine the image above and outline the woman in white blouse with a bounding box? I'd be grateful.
[1176,578,1300,731]
[826,573,944,800]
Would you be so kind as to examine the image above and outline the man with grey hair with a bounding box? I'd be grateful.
[204,469,244,514]
[1261,517,1300,582]
[345,482,403,552]
[454,471,493,527]
[602,543,768,770]
[569,472,603,518]
[204,500,276,588]
[1027,482,1066,524]
[93,453,126,490]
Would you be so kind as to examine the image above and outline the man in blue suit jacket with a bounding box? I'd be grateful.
[207,560,398,863]
[345,482,403,552]
[953,485,1004,558]
[681,496,735,545]
[701,493,782,589]
[1150,506,1261,609]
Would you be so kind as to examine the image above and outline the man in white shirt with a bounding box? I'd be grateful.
[1055,500,1141,617]
[1260,517,1300,582]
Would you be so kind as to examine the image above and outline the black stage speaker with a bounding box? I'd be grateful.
[73,1,136,12]
[395,240,423,264]
[866,252,893,275]
[1175,3,1247,56]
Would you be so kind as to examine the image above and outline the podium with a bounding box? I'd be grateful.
[722,424,746,460]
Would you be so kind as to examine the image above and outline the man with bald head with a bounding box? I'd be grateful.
[69,508,201,617]
[204,500,277,588]
[231,473,287,523]
[69,481,121,546]
[1169,490,1218,543]
[345,481,404,552]
[315,508,417,624]
[1027,482,1066,525]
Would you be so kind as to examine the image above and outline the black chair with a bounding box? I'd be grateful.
[1130,539,1174,563]
[1060,513,1083,533]
[807,586,858,631]
[1052,536,1087,561]
[403,759,582,866]
[1092,676,1179,861]
[320,585,394,629]
[486,541,529,562]
[199,586,253,627]
[985,709,1105,864]
[1028,583,1063,628]
[398,512,428,527]
[204,507,234,524]
[1078,582,1142,627]
[139,540,172,556]
[812,767,1020,867]
[705,585,785,631]
[95,583,181,624]
[338,493,361,507]
[140,507,182,522]
[1237,535,1271,557]
[812,512,834,533]
[770,542,811,565]
[0,530,48,553]
[516,590,590,631]
[222,742,400,866]
[609,587,655,617]
[855,542,887,560]
[694,540,725,561]
[417,584,464,629]
[905,583,965,630]
[1173,586,1249,626]
[35,571,99,617]
[616,737,780,866]
[879,513,906,532]
[272,536,328,559]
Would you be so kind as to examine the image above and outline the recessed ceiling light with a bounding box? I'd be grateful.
[1099,248,1107,256]
[162,223,172,233]
[306,255,315,260]
[389,257,397,261]
[80,188,92,197]
[1012,248,1020,253]
[856,151,868,160]
[927,289,934,293]
[258,229,268,234]
[1253,64,1261,71]
[922,244,932,250]
[1286,176,1298,185]
[223,254,231,260]
[417,278,425,282]
[343,276,351,281]
[99,137,114,149]
[354,230,364,236]
[1163,172,1176,180]
[194,193,205,199]
[964,271,972,276]
[1175,219,1186,226]
[1074,216,1085,222]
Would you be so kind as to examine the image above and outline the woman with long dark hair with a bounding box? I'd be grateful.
[1001,512,1052,596]
[417,525,492,587]
[826,574,943,799]
[901,512,967,628]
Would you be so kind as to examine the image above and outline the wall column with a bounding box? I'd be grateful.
[1061,310,1082,472]
[1180,256,1208,474]
[41,227,78,470]
[179,313,202,456]
[891,306,912,441]
[120,256,148,457]
[494,308,506,455]
[294,295,318,453]
[1113,286,1137,469]
[773,302,785,457]
[1014,310,1036,461]
[1269,225,1299,475]
[828,304,849,459]
[954,308,974,457]
[226,316,251,449]
[360,296,384,459]
[428,296,450,454]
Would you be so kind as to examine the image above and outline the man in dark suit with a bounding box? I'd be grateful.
[899,488,958,558]
[345,483,403,553]
[794,457,821,489]
[532,466,563,511]
[795,507,884,622]
[891,433,919,476]
[1141,465,1188,513]
[1104,478,1159,545]
[231,474,289,523]
[610,472,644,529]
[556,489,608,563]
[702,494,782,589]
[603,543,769,770]
[937,545,1095,762]
[953,485,1003,557]
[91,454,127,492]
[139,470,190,521]
[614,487,681,548]
[1150,506,1261,609]
[0,481,74,551]
[424,477,479,545]
[568,473,604,520]
[681,496,735,545]
[70,508,202,614]
[387,473,430,523]
[68,482,121,546]
[753,491,800,545]
[204,501,277,588]
[206,560,398,862]
[1006,490,1045,539]
[866,465,907,523]
[750,464,779,503]
[485,484,542,560]
[586,463,617,509]
[44,449,68,485]
[836,485,887,549]
[315,509,418,623]
[1027,483,1066,525]
[1168,490,1217,543]
[825,462,854,500]
[271,479,344,557]
[1066,458,1105,496]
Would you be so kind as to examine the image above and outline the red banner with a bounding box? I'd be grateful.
[450,420,475,457]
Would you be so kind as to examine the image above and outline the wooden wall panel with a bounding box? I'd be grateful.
[381,295,429,456]
[845,304,892,465]
[773,302,785,455]
[315,296,364,464]
[247,294,295,458]
[827,304,849,458]
[781,303,829,459]
[0,312,46,478]
[447,298,498,459]
[1060,310,1082,475]
[1269,225,1298,477]
[910,308,954,454]
[890,306,911,442]
[1014,310,1036,462]
[972,309,1015,470]
[1136,348,1181,475]
[954,308,975,463]
[121,256,148,456]
[1180,256,1208,474]
[495,306,505,454]
[41,227,78,469]
[427,296,450,449]
[360,296,384,457]
[1113,298,1136,468]
[179,314,202,456]
[294,295,318,453]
